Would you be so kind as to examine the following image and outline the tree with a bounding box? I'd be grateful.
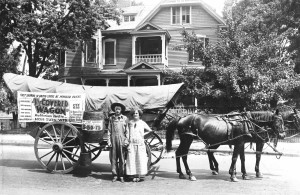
[166,0,300,112]
[0,0,121,78]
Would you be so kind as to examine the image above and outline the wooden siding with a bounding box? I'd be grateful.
[150,5,221,29]
[103,35,132,70]
[149,4,222,67]
[65,49,82,67]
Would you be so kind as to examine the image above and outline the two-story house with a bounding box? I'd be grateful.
[59,0,226,87]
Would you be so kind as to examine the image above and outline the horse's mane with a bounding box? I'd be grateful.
[250,111,274,122]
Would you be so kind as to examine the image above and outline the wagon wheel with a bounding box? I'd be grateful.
[34,121,80,174]
[83,143,102,161]
[145,131,164,166]
[67,142,102,162]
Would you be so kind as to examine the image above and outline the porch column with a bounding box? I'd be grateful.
[132,36,136,65]
[105,79,110,86]
[156,75,161,86]
[127,75,131,86]
[165,40,169,68]
[161,35,166,65]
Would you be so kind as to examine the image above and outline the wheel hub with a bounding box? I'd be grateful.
[52,142,63,152]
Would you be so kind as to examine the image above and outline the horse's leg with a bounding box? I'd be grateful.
[181,136,196,181]
[175,138,186,179]
[255,141,264,178]
[229,142,243,182]
[207,145,220,175]
[240,143,250,180]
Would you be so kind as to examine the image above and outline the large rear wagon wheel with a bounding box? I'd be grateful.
[34,122,80,174]
[145,131,164,166]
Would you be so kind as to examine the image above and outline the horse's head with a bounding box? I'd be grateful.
[272,109,285,139]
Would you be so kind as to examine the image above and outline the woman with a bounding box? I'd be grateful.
[126,108,152,182]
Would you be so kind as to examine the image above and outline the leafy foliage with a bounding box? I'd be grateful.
[0,0,121,78]
[165,0,300,112]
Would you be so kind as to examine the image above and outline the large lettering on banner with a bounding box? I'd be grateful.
[17,92,85,123]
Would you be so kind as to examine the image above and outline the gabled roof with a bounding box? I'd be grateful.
[124,61,162,74]
[136,22,163,31]
[106,0,225,32]
[136,0,226,28]
[126,61,161,71]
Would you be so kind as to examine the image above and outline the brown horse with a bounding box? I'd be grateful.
[206,110,286,180]
[166,110,285,182]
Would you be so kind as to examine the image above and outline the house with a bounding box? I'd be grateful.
[0,111,13,131]
[59,0,226,87]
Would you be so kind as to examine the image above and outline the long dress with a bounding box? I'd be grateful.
[126,120,150,177]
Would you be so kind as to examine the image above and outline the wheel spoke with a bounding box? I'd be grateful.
[39,150,54,160]
[39,138,54,145]
[73,146,80,158]
[60,153,66,171]
[151,152,158,159]
[148,136,155,145]
[37,146,52,149]
[54,153,59,171]
[60,124,65,140]
[52,125,58,141]
[62,151,74,165]
[46,152,56,166]
[61,129,71,143]
[43,129,56,143]
[62,149,80,158]
[63,146,78,149]
[150,142,161,147]
[63,137,76,146]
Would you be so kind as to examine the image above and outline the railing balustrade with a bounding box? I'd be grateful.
[135,54,162,64]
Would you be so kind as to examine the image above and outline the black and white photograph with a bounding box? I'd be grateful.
[1,0,300,194]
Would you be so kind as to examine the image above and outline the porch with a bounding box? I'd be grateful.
[131,30,170,66]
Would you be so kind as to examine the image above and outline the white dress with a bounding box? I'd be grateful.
[126,120,149,176]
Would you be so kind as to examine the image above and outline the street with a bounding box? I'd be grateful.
[1,144,300,195]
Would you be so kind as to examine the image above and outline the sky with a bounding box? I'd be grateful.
[135,0,226,16]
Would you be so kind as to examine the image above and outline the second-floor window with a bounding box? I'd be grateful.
[189,37,209,62]
[86,39,97,63]
[103,39,116,65]
[171,6,191,25]
[124,15,135,22]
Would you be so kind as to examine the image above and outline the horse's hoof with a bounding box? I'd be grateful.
[256,172,263,178]
[230,176,239,182]
[189,176,197,181]
[179,174,186,179]
[242,174,250,180]
[212,170,219,175]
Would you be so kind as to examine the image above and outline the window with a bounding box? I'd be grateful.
[171,6,191,25]
[86,39,96,63]
[103,39,116,65]
[124,15,135,22]
[172,7,180,24]
[182,6,190,24]
[188,37,209,62]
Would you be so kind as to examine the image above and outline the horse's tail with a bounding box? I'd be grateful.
[166,118,179,152]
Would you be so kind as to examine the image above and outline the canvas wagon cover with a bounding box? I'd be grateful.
[3,73,183,111]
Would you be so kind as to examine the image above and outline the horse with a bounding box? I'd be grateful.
[206,110,286,180]
[165,110,285,182]
[166,112,255,182]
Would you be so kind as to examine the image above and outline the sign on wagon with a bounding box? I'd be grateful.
[17,92,85,123]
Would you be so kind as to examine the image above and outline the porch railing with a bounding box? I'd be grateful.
[135,54,162,64]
